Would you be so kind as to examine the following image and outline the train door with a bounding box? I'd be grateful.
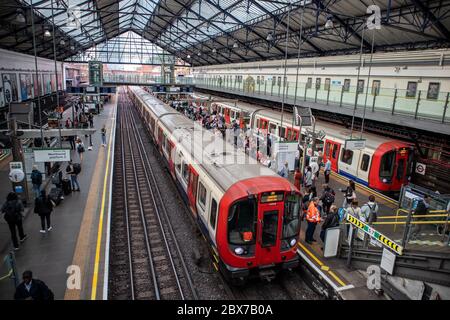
[224,108,231,124]
[356,152,371,185]
[255,194,283,266]
[187,165,199,217]
[260,118,268,133]
[325,140,340,172]
[393,148,409,189]
[339,148,359,178]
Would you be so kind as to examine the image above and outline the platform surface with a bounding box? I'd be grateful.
[0,98,116,300]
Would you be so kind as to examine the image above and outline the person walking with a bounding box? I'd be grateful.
[324,158,331,183]
[76,138,85,161]
[34,190,54,233]
[320,205,340,243]
[68,135,76,150]
[305,197,321,244]
[320,184,335,215]
[341,180,356,208]
[278,161,289,178]
[101,125,107,147]
[66,161,81,192]
[88,113,94,128]
[346,200,362,237]
[1,192,27,250]
[361,195,379,224]
[30,165,43,199]
[14,270,54,300]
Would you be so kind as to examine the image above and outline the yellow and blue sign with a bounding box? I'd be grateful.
[346,214,403,255]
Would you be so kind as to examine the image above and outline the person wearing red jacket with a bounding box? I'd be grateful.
[305,197,321,244]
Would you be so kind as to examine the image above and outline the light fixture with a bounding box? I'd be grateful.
[325,15,333,29]
[198,52,201,56]
[15,9,26,23]
[212,48,217,53]
[266,32,274,42]
[70,45,75,50]
[44,29,51,37]
[233,41,238,48]
[60,39,65,46]
[187,54,191,59]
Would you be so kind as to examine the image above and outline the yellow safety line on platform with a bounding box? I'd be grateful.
[90,119,114,300]
[298,242,348,287]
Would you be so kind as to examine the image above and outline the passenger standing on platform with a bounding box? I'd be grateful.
[305,197,321,244]
[101,125,107,147]
[30,165,43,199]
[267,132,272,157]
[345,200,361,236]
[76,138,85,161]
[278,161,289,178]
[320,205,339,243]
[88,113,94,128]
[310,161,319,187]
[324,158,331,183]
[68,135,76,150]
[341,180,356,208]
[14,271,54,300]
[361,195,379,223]
[303,166,313,191]
[320,184,335,215]
[65,117,72,128]
[1,192,27,250]
[66,161,81,192]
[34,190,54,233]
[410,195,430,239]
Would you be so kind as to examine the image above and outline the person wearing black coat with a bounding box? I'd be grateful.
[34,190,54,233]
[1,192,27,250]
[14,270,54,300]
[320,205,340,243]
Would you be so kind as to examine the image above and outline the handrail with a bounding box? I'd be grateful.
[378,214,448,219]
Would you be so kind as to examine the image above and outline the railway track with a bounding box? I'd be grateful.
[108,89,197,300]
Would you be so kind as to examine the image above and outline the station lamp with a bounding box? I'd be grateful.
[325,15,333,29]
[198,52,201,56]
[15,9,26,23]
[266,32,274,42]
[233,41,238,48]
[44,28,51,37]
[187,54,191,59]
[60,39,65,46]
[70,45,75,51]
[212,48,217,53]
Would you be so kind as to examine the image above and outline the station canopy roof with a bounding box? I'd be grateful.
[0,0,449,66]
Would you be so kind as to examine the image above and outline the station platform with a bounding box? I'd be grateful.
[0,97,117,300]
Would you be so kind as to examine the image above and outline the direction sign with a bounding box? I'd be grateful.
[345,139,366,150]
[346,214,403,255]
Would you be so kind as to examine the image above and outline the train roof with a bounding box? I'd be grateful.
[130,86,177,117]
[211,99,408,150]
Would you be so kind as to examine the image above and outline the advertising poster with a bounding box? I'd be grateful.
[2,73,18,104]
[43,74,51,94]
[19,73,33,100]
[427,82,440,100]
[32,74,39,97]
[51,74,56,92]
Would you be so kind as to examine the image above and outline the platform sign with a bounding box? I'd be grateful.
[345,139,366,150]
[346,214,403,255]
[415,162,426,175]
[34,148,71,162]
[293,106,312,127]
[380,248,396,275]
[9,161,23,171]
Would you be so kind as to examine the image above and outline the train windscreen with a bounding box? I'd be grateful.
[282,194,301,239]
[228,199,257,245]
[380,151,396,179]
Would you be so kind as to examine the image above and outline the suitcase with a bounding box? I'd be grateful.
[62,178,72,195]
[49,187,63,206]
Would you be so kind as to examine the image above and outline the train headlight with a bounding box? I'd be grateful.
[290,239,297,247]
[234,247,245,255]
[382,178,387,183]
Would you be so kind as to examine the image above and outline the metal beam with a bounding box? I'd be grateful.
[410,0,450,40]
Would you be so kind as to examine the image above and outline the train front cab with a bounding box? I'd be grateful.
[217,178,301,284]
[370,142,414,194]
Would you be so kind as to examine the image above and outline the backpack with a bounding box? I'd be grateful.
[73,163,81,174]
[365,203,378,222]
[31,171,42,185]
[3,201,21,223]
[338,207,346,222]
[77,143,85,153]
[323,190,335,204]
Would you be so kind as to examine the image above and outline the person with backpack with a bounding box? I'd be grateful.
[1,192,27,250]
[34,190,54,233]
[76,138,85,161]
[320,205,340,243]
[30,165,43,199]
[361,195,379,224]
[320,184,335,214]
[303,166,313,191]
[66,160,81,192]
[340,180,356,208]
[14,270,54,300]
[323,158,331,183]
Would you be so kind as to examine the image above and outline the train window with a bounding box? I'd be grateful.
[340,148,353,165]
[230,110,236,119]
[209,198,218,230]
[279,126,286,138]
[325,143,331,157]
[256,118,260,128]
[406,82,417,98]
[396,159,405,180]
[380,151,395,179]
[360,154,370,172]
[182,162,189,183]
[283,194,300,239]
[228,198,257,245]
[175,153,182,173]
[306,77,312,89]
[262,211,278,247]
[198,182,207,209]
[332,144,338,159]
[269,123,277,135]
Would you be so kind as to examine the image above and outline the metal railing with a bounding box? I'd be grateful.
[183,78,450,123]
